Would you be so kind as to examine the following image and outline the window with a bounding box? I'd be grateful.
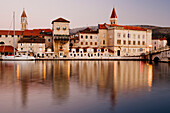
[155,42,156,44]
[123,40,126,44]
[12,35,14,37]
[21,43,23,46]
[138,41,140,45]
[95,36,98,39]
[70,54,72,56]
[6,35,8,37]
[57,27,60,30]
[138,35,140,39]
[81,35,83,39]
[95,42,97,45]
[133,41,136,45]
[63,27,66,30]
[21,48,23,50]
[86,42,88,45]
[142,41,145,45]
[133,34,136,39]
[143,35,145,39]
[128,34,131,38]
[128,41,131,45]
[0,35,1,37]
[117,40,121,44]
[103,40,105,45]
[117,33,121,38]
[90,36,92,39]
[30,43,33,46]
[81,42,83,45]
[123,34,126,38]
[76,48,79,52]
[48,39,51,42]
[86,35,88,39]
[90,42,92,45]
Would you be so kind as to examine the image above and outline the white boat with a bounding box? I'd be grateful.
[2,55,35,61]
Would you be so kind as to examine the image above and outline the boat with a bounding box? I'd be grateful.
[2,12,35,61]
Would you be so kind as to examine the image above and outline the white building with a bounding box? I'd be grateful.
[152,37,167,50]
[98,8,152,56]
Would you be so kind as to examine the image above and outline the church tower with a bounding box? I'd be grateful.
[21,9,28,30]
[110,8,118,25]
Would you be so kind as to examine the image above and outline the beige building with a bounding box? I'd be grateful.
[70,27,99,48]
[0,30,22,48]
[52,18,70,57]
[98,8,152,56]
[152,37,167,50]
[18,38,45,57]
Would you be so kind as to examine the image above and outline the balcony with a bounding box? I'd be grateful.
[54,35,70,41]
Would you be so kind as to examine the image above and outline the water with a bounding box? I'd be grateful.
[0,61,169,113]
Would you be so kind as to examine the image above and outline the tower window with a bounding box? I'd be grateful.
[57,27,60,30]
[63,27,66,30]
[103,40,105,45]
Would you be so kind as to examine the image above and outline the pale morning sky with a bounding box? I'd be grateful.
[0,0,169,30]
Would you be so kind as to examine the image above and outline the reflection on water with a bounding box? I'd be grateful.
[0,61,169,113]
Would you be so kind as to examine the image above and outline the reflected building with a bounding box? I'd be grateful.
[52,61,70,104]
[69,61,154,108]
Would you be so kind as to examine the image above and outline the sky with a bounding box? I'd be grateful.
[0,0,169,30]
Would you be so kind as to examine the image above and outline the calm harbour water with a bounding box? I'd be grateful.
[0,61,170,113]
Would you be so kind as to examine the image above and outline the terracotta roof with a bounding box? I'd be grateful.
[99,24,148,31]
[0,30,23,35]
[110,8,117,18]
[18,38,45,43]
[0,46,18,52]
[159,37,167,41]
[23,30,40,36]
[98,24,107,29]
[79,27,98,34]
[52,17,70,24]
[21,10,27,17]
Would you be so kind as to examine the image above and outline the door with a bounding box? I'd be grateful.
[117,50,120,56]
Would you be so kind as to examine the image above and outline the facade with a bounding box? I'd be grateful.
[0,30,22,48]
[18,38,45,57]
[152,37,167,50]
[98,8,152,56]
[70,27,99,48]
[52,18,70,57]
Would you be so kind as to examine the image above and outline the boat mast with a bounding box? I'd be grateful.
[13,12,15,57]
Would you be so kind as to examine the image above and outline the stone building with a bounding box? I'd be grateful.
[98,8,152,56]
[18,38,45,57]
[52,18,70,57]
[70,27,99,48]
[152,37,167,50]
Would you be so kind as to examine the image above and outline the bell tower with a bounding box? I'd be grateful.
[21,9,28,30]
[110,8,118,25]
